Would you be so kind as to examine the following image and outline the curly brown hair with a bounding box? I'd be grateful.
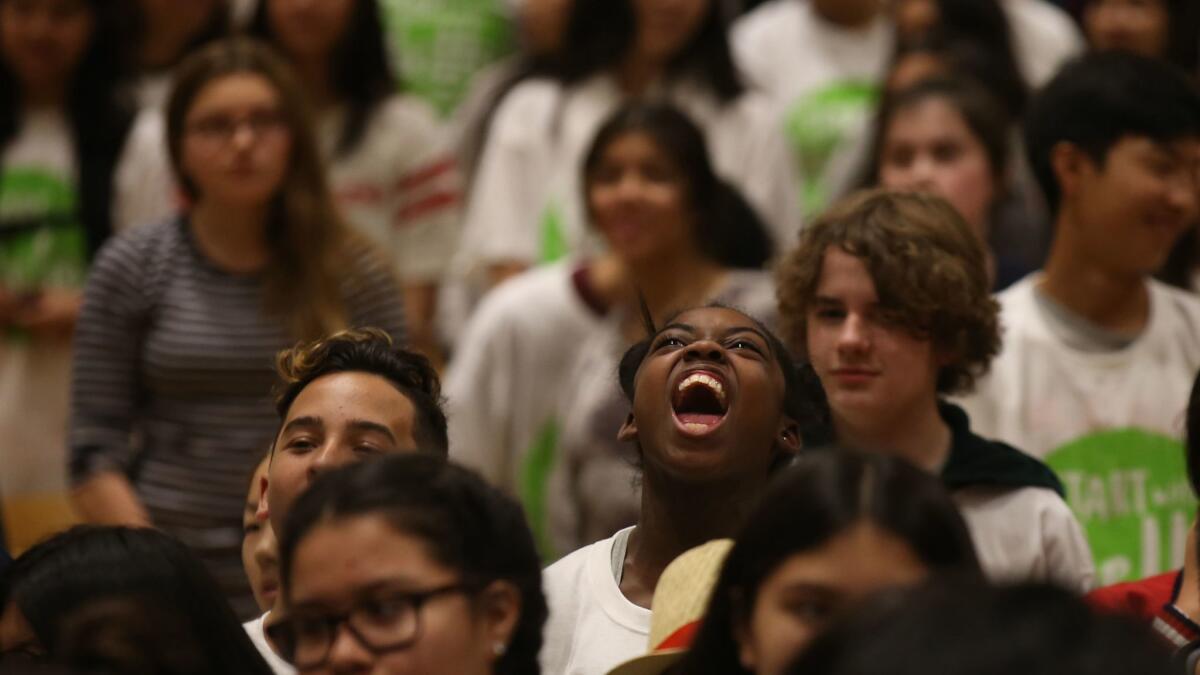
[776,189,1000,395]
[272,328,447,455]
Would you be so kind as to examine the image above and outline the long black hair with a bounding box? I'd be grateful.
[0,0,134,259]
[554,0,744,103]
[583,102,772,269]
[279,455,547,675]
[676,451,982,675]
[0,526,273,675]
[249,0,397,157]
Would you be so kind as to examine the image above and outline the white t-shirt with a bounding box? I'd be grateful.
[731,0,893,215]
[318,95,461,283]
[1000,0,1086,87]
[955,485,1094,592]
[0,111,80,503]
[454,74,801,280]
[444,262,604,550]
[957,274,1200,586]
[541,528,650,675]
[243,613,296,675]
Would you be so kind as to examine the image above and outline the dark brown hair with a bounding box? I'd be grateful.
[776,189,1000,394]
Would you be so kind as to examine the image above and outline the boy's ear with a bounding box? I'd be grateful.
[256,474,271,521]
[617,413,639,443]
[1050,141,1092,203]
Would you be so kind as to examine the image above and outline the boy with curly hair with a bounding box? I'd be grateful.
[777,188,1093,590]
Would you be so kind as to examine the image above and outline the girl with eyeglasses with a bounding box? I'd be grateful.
[271,454,547,675]
[67,38,406,618]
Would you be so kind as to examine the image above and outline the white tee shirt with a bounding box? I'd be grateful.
[454,74,801,280]
[957,275,1200,586]
[1000,0,1086,87]
[444,262,604,551]
[318,95,461,283]
[731,0,892,214]
[955,485,1094,592]
[0,111,80,503]
[541,528,650,675]
[243,613,296,675]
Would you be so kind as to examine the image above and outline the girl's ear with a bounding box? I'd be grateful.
[775,418,801,456]
[617,413,639,443]
[476,580,522,664]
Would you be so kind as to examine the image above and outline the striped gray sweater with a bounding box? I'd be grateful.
[68,217,405,616]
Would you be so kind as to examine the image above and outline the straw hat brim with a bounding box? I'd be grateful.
[605,648,687,675]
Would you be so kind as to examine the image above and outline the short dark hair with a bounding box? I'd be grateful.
[1024,51,1200,216]
[584,102,773,269]
[786,580,1172,675]
[616,303,809,428]
[279,455,547,675]
[554,0,743,103]
[273,328,448,456]
[677,451,982,675]
[0,526,273,675]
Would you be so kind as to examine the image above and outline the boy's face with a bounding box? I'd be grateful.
[1064,135,1199,275]
[805,248,943,431]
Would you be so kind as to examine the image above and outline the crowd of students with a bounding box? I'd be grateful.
[0,0,1199,673]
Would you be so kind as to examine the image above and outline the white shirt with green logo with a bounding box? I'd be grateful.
[958,274,1200,587]
[0,110,83,502]
[732,0,892,216]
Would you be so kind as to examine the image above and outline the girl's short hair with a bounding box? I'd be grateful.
[677,450,982,675]
[776,189,1001,395]
[279,455,547,675]
[0,526,273,674]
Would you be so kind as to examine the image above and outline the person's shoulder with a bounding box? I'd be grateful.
[370,94,443,133]
[543,534,609,592]
[477,263,579,316]
[1087,571,1179,619]
[732,0,803,45]
[96,217,183,267]
[487,77,564,138]
[1149,278,1200,312]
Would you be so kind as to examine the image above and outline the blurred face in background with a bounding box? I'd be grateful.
[265,0,355,63]
[1084,0,1169,60]
[179,72,293,209]
[629,0,709,65]
[588,130,697,268]
[735,521,929,675]
[0,0,93,102]
[878,97,998,237]
[520,0,573,55]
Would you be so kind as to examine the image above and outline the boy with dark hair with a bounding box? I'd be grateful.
[245,327,449,674]
[959,52,1200,588]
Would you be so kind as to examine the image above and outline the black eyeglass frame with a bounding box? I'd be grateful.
[266,582,476,670]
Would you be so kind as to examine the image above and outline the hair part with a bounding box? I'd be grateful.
[273,327,448,456]
[583,101,773,269]
[776,189,1001,395]
[278,455,547,675]
[677,450,982,675]
[1023,51,1200,217]
[165,37,380,340]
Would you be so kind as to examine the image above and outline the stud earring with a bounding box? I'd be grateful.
[493,642,507,656]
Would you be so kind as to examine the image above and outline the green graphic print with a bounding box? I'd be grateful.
[0,168,84,340]
[784,81,878,217]
[380,0,513,117]
[1047,428,1195,586]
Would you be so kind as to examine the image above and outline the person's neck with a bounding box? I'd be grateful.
[21,84,67,109]
[630,251,726,320]
[294,56,335,110]
[617,53,664,97]
[189,200,271,274]
[1041,214,1150,334]
[812,2,879,30]
[833,397,951,473]
[139,19,196,70]
[622,472,760,607]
